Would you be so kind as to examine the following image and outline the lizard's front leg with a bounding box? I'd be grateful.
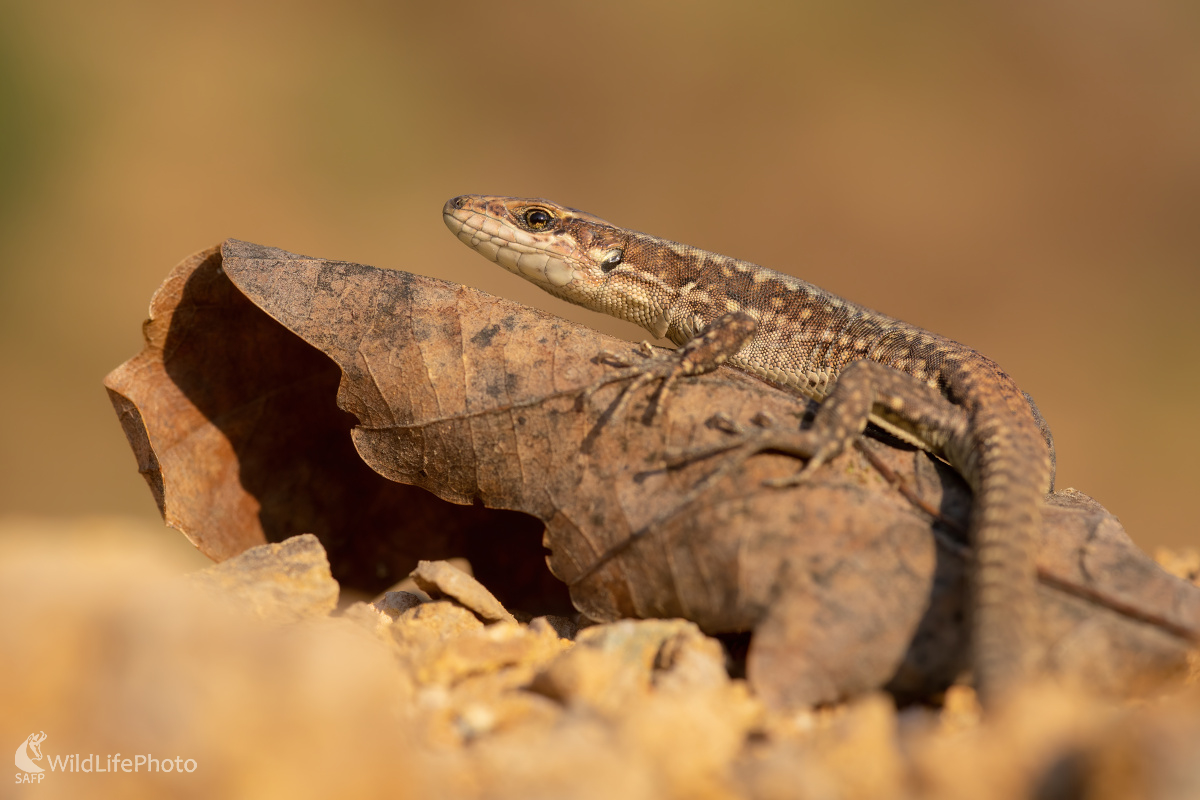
[580,311,758,423]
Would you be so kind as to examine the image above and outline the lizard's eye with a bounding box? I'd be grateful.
[600,249,623,272]
[523,208,554,230]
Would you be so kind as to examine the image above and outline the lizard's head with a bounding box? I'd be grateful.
[443,195,678,338]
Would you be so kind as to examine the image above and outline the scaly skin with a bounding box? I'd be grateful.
[442,194,1055,704]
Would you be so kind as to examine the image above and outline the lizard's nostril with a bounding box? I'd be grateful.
[453,196,466,209]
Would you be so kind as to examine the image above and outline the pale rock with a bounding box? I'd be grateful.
[339,600,393,639]
[410,559,516,624]
[652,624,732,693]
[390,600,484,653]
[530,618,731,716]
[417,619,572,688]
[188,533,338,623]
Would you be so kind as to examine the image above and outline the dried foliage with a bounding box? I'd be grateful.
[104,241,1199,710]
[102,244,569,617]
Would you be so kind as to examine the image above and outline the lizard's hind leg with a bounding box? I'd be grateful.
[768,360,969,486]
[667,360,969,487]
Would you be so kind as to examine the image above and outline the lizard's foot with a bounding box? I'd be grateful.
[593,340,656,368]
[577,344,694,425]
[760,435,847,487]
[578,311,758,426]
[665,418,852,488]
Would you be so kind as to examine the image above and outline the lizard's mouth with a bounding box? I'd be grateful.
[443,202,579,288]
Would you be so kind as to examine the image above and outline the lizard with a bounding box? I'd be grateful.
[442,194,1056,705]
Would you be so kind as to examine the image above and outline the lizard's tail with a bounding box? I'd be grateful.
[961,400,1052,706]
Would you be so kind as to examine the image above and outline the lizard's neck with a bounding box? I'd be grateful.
[608,231,712,340]
[635,238,820,347]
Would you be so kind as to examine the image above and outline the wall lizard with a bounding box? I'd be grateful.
[443,194,1056,704]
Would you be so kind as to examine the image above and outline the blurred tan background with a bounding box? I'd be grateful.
[1,0,1197,553]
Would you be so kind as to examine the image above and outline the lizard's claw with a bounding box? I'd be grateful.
[593,341,656,369]
[661,437,748,469]
[593,349,637,369]
[579,346,699,424]
[576,350,697,439]
[760,440,843,487]
[665,423,854,488]
[706,411,743,435]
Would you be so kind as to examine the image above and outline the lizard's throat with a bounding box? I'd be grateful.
[599,292,672,340]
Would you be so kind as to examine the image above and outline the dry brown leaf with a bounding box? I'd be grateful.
[103,244,572,617]
[105,240,1200,708]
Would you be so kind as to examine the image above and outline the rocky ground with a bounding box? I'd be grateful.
[2,517,1197,800]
